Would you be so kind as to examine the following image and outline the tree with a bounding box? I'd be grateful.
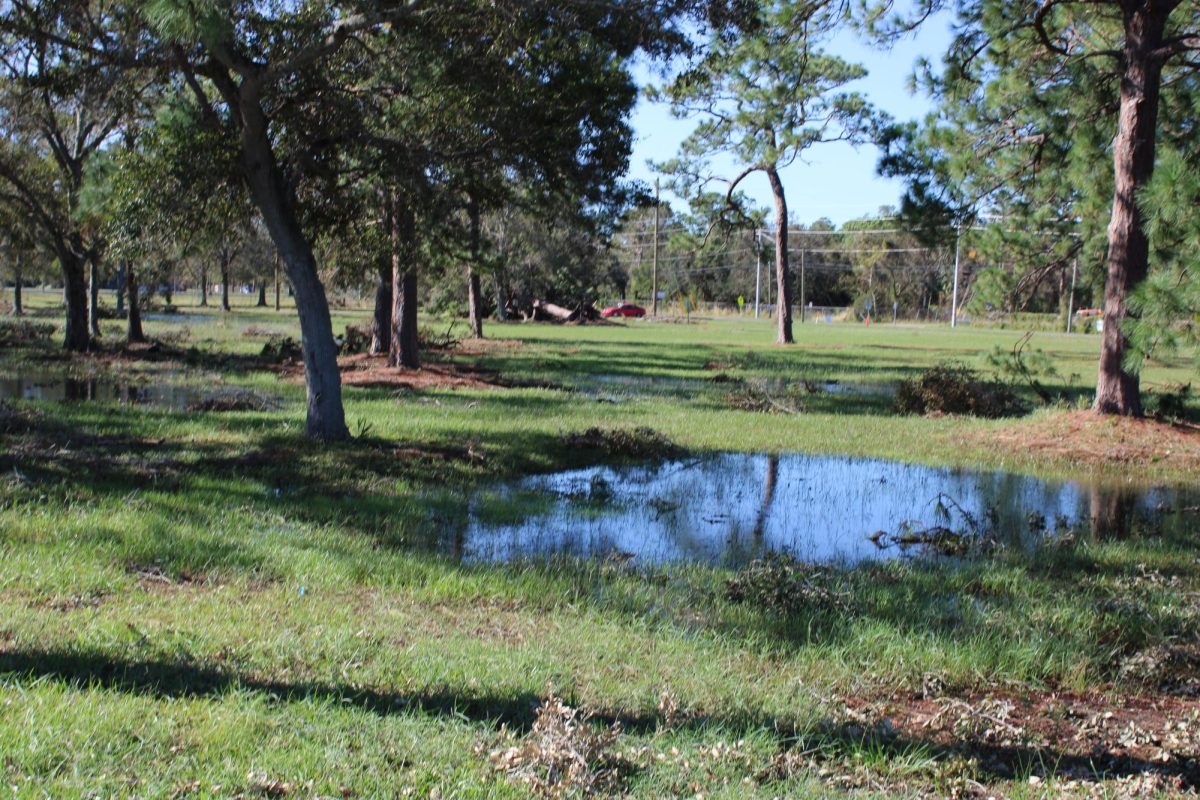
[0,203,39,316]
[653,1,880,343]
[870,0,1200,416]
[0,5,142,350]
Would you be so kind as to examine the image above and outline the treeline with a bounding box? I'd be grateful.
[1,1,1197,435]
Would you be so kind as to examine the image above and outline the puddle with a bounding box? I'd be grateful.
[142,313,218,324]
[573,373,894,403]
[441,453,1197,567]
[0,374,244,410]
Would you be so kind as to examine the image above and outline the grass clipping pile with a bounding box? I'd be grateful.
[489,694,624,799]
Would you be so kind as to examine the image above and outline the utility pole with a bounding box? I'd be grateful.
[799,249,806,324]
[651,179,659,317]
[950,228,962,328]
[1066,256,1078,333]
[753,229,761,319]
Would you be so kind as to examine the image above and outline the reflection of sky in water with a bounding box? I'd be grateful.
[451,454,1193,567]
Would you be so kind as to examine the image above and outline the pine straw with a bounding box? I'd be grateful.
[968,410,1200,470]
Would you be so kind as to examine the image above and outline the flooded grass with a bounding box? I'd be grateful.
[0,372,276,411]
[447,452,1197,567]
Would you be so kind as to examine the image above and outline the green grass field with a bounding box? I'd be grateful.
[2,290,1199,798]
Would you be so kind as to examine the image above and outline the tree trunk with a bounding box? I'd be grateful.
[388,195,420,369]
[369,260,391,356]
[88,251,102,338]
[495,274,508,321]
[127,263,146,344]
[256,282,267,307]
[466,195,484,338]
[274,256,281,311]
[220,255,232,312]
[237,87,348,441]
[765,166,793,344]
[61,248,90,352]
[1095,5,1169,417]
[396,270,420,369]
[115,260,125,316]
[11,253,23,316]
[199,266,208,307]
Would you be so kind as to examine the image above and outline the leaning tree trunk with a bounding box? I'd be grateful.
[11,253,23,316]
[88,251,102,338]
[61,248,90,352]
[766,166,794,344]
[369,260,392,356]
[388,195,420,369]
[237,89,348,441]
[127,263,146,344]
[466,195,484,338]
[1095,6,1169,417]
[752,454,779,538]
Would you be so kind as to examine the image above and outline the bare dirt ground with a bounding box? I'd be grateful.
[973,411,1200,470]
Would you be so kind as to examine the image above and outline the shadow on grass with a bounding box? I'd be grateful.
[1,646,1196,789]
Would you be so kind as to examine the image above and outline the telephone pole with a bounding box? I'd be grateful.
[651,179,659,316]
[1066,256,1078,333]
[753,229,762,319]
[799,249,806,324]
[950,228,961,328]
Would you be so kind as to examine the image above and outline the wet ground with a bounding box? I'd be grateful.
[0,373,273,411]
[443,453,1197,567]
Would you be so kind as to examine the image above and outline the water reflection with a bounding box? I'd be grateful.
[446,453,1197,567]
[0,374,203,409]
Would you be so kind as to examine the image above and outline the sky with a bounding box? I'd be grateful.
[625,16,955,227]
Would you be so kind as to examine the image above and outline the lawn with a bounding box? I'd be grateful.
[1,290,1199,798]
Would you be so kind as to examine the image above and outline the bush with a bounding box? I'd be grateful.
[895,362,1023,418]
[561,426,684,459]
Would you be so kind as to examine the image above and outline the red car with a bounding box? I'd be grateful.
[600,302,646,318]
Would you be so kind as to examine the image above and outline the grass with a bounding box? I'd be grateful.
[1,289,1199,797]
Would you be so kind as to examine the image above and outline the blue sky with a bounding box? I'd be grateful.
[625,16,955,226]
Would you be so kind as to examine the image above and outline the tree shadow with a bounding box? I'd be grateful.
[1,646,1195,789]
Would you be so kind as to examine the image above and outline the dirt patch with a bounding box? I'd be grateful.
[872,689,1200,793]
[971,410,1200,469]
[294,353,508,391]
[125,562,219,592]
[452,338,524,358]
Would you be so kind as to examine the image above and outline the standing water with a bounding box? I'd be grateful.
[443,453,1196,567]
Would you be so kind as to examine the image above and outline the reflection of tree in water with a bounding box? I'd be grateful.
[64,378,92,402]
[753,455,779,539]
[1088,484,1138,540]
